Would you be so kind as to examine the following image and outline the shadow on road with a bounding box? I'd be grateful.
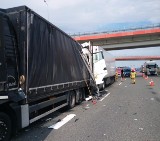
[11,108,75,141]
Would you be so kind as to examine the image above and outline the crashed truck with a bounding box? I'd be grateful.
[82,42,116,90]
[0,6,96,141]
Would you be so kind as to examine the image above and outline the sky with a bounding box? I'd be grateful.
[1,0,160,67]
[108,47,160,68]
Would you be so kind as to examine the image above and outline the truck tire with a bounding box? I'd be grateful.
[68,91,76,109]
[102,81,105,90]
[0,112,12,141]
[100,81,105,90]
[76,89,83,104]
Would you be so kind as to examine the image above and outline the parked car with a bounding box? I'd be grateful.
[123,67,131,77]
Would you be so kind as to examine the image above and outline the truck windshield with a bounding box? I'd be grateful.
[93,52,104,63]
[147,64,157,68]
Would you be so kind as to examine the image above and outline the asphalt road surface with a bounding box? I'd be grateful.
[12,76,160,141]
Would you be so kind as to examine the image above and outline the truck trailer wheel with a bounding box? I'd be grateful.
[75,89,83,104]
[0,112,12,141]
[68,91,76,109]
[102,81,105,90]
[100,81,105,90]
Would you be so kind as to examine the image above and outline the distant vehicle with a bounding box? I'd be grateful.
[116,67,122,76]
[82,44,116,90]
[140,65,145,73]
[123,67,131,77]
[144,60,158,75]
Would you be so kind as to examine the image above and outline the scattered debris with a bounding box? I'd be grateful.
[25,129,30,132]
[46,118,52,122]
[85,96,92,101]
[75,118,79,122]
[139,128,143,130]
[92,99,97,104]
[133,113,137,115]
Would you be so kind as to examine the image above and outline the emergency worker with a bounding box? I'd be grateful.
[121,69,124,81]
[130,69,136,84]
[115,71,118,81]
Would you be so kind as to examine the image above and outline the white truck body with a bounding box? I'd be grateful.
[82,44,116,90]
[144,61,158,75]
[93,46,116,89]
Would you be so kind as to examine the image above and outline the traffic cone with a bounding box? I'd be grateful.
[143,74,145,78]
[149,79,154,86]
[92,99,97,105]
[145,75,148,80]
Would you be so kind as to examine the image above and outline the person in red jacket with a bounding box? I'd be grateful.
[121,69,124,81]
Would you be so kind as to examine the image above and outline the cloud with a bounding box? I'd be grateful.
[1,0,160,33]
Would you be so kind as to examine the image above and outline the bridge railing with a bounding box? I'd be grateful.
[71,23,160,37]
[115,56,160,61]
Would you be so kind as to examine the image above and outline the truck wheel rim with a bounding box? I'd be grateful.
[0,121,8,140]
[102,82,105,89]
[71,95,75,105]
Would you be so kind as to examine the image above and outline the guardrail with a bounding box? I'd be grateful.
[70,23,160,37]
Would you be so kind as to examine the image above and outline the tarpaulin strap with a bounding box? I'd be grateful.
[79,52,95,96]
[80,53,95,81]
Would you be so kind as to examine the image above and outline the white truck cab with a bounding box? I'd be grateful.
[82,43,116,90]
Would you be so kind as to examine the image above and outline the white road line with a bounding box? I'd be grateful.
[119,82,122,85]
[48,114,76,129]
[99,93,111,101]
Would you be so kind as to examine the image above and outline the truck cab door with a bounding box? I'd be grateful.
[0,38,7,91]
[3,17,19,90]
[0,13,19,91]
[0,46,7,82]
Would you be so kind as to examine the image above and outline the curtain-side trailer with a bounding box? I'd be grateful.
[0,6,94,141]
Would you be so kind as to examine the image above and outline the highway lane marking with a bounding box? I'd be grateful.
[48,114,76,129]
[99,93,111,101]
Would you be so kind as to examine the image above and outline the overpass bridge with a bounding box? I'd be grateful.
[115,56,160,61]
[73,24,160,51]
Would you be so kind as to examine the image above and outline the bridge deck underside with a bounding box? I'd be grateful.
[74,28,160,51]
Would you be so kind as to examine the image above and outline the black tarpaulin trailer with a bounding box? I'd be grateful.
[6,6,91,102]
[0,6,95,141]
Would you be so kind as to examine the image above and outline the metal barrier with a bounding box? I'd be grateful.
[70,23,160,37]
